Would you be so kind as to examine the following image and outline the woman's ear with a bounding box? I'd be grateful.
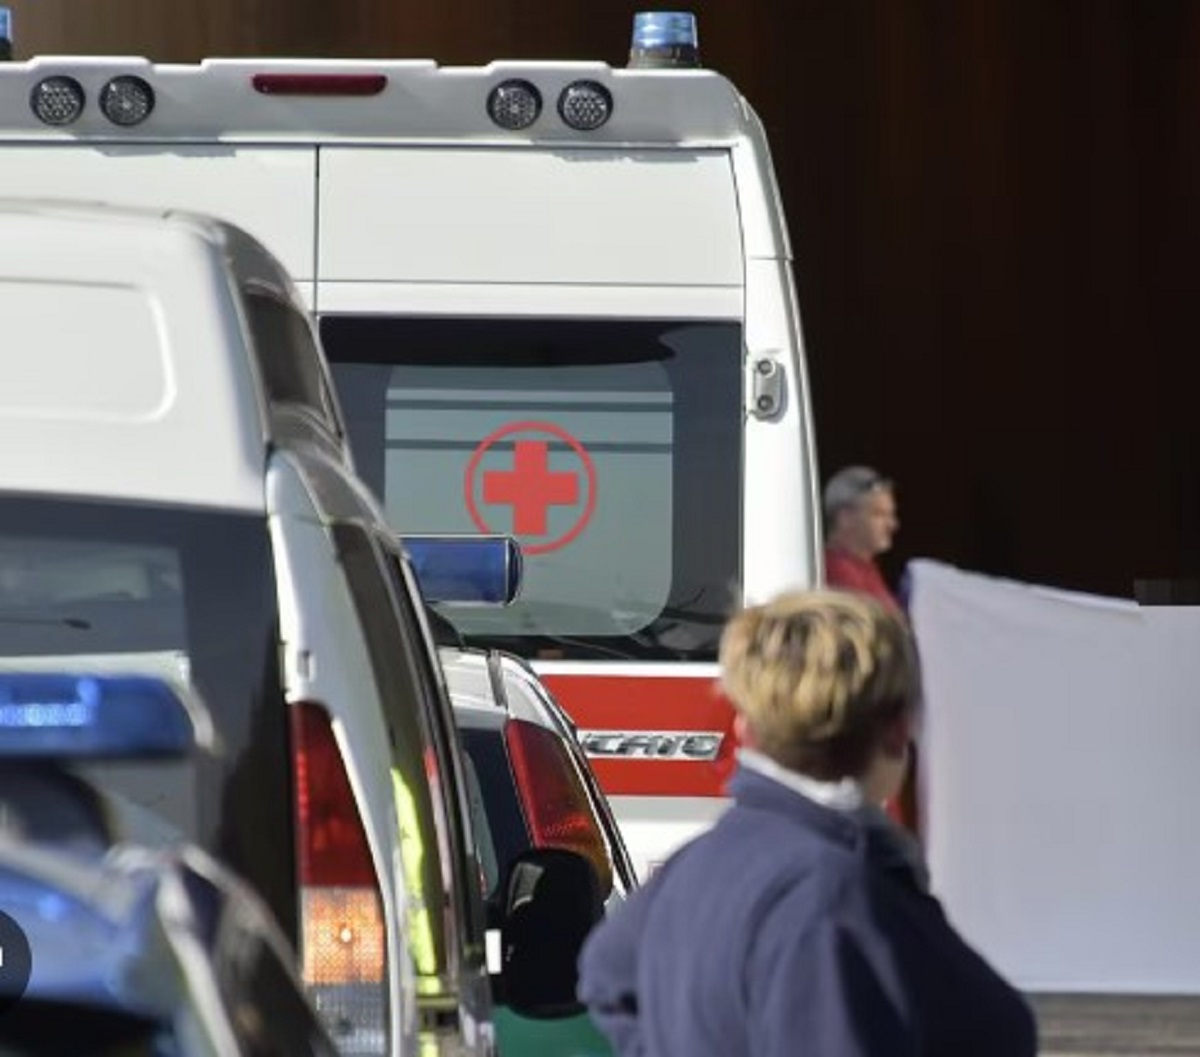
[879,708,913,759]
[733,712,756,749]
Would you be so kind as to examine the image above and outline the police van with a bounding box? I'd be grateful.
[0,10,823,881]
[0,200,507,1057]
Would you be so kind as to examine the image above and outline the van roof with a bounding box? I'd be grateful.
[0,199,268,512]
[0,57,751,146]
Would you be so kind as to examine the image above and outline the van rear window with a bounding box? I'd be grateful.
[0,495,294,938]
[324,315,742,661]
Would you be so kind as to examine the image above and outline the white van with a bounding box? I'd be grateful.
[0,11,823,881]
[0,200,502,1057]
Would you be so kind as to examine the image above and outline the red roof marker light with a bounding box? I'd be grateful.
[251,73,388,97]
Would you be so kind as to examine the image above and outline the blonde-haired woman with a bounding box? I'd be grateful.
[579,590,1035,1057]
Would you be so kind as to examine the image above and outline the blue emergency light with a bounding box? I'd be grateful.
[404,534,523,606]
[0,6,12,61]
[0,673,198,760]
[629,11,700,68]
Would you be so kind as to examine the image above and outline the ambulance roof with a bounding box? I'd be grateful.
[0,56,757,145]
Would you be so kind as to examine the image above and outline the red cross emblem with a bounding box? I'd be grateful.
[464,420,597,555]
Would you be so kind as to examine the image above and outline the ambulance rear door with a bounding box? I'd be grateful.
[0,144,318,305]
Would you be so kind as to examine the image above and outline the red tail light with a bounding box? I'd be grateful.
[504,718,613,893]
[252,73,388,96]
[292,701,375,887]
[290,701,388,1052]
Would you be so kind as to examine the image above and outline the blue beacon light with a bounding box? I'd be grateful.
[404,535,523,606]
[0,7,12,62]
[0,673,197,759]
[629,11,701,69]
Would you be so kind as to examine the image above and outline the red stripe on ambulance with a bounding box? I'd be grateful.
[538,673,737,797]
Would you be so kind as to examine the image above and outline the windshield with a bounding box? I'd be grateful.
[0,495,294,937]
[324,315,743,661]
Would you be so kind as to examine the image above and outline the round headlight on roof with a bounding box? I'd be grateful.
[30,76,86,127]
[487,79,543,132]
[557,80,613,132]
[99,76,155,127]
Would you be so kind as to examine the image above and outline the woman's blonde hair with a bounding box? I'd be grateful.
[718,589,918,778]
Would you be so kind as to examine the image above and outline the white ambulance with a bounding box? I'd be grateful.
[0,11,823,881]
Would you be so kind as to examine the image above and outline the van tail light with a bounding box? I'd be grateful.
[504,718,613,894]
[291,701,389,1056]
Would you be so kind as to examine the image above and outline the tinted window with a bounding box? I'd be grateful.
[243,288,343,436]
[0,496,293,939]
[458,725,530,902]
[324,316,742,661]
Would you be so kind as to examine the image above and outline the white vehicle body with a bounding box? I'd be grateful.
[0,200,494,1057]
[0,47,823,881]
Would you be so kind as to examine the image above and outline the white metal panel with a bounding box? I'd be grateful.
[731,107,794,261]
[741,257,821,602]
[0,279,170,419]
[314,280,741,319]
[0,145,316,281]
[0,206,265,511]
[318,147,743,286]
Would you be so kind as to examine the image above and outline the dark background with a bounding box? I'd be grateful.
[8,0,1197,599]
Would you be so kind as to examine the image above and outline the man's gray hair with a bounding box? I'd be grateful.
[823,465,892,523]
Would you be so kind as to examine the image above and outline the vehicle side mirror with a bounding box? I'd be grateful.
[498,847,604,1018]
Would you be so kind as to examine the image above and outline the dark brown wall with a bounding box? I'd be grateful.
[6,0,1196,598]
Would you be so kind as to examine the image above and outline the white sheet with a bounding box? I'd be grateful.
[907,558,1200,993]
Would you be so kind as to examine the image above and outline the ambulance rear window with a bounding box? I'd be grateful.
[324,316,742,661]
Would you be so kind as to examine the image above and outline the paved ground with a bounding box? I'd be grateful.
[1032,995,1200,1056]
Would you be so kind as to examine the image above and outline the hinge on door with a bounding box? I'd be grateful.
[749,356,784,419]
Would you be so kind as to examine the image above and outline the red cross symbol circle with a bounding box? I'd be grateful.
[464,421,597,555]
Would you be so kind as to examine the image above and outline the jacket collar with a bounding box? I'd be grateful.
[728,764,930,892]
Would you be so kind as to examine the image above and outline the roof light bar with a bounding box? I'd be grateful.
[251,73,388,97]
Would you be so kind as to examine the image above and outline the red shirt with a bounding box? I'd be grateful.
[824,547,901,613]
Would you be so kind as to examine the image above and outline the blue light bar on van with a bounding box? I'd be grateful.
[0,673,196,760]
[629,11,701,68]
[404,535,523,606]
